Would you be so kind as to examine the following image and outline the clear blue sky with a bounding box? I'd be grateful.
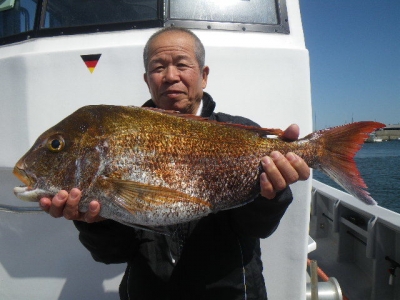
[299,0,400,129]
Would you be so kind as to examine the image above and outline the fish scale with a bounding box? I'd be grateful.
[12,105,385,229]
[107,128,260,209]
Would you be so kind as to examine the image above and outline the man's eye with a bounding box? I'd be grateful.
[151,65,164,72]
[177,63,189,69]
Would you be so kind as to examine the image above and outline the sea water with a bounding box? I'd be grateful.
[313,140,400,213]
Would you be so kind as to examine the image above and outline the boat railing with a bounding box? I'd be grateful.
[310,179,400,300]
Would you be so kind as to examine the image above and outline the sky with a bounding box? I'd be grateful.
[299,0,400,129]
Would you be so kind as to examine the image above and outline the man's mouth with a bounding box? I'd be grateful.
[163,90,184,97]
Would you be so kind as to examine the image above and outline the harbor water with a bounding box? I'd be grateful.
[313,140,400,213]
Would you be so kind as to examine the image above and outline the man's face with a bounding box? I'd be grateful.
[144,31,209,114]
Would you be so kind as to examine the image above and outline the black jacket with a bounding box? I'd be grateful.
[74,93,293,300]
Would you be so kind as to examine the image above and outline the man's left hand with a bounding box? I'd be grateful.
[260,124,310,199]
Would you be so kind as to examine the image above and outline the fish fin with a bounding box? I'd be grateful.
[309,121,385,205]
[141,107,284,137]
[105,177,212,213]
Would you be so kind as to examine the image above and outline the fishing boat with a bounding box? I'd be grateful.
[0,1,398,299]
[365,133,383,143]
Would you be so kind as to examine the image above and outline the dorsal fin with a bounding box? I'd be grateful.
[141,107,284,137]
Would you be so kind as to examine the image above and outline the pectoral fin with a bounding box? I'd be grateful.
[101,178,212,224]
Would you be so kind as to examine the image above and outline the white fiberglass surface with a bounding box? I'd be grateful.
[0,2,311,298]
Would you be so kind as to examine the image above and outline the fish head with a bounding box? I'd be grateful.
[13,132,74,202]
[13,106,106,202]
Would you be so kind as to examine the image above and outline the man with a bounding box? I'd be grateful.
[40,27,310,299]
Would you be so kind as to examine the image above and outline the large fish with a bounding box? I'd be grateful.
[13,105,384,228]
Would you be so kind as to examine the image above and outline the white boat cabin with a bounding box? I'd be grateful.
[0,1,313,299]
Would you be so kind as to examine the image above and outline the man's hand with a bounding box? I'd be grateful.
[260,124,310,199]
[40,188,104,223]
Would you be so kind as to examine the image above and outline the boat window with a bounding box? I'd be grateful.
[0,0,161,44]
[166,0,289,33]
[0,0,37,39]
[0,0,289,45]
[42,0,158,29]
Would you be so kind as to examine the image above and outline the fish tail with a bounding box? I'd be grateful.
[307,121,385,205]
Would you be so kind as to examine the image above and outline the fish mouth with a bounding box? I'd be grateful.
[13,186,50,202]
[13,165,32,187]
[12,166,39,202]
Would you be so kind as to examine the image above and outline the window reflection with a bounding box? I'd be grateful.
[1,0,288,43]
[169,0,278,25]
[43,0,158,29]
[0,0,36,38]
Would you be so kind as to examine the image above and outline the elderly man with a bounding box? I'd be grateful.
[40,27,309,300]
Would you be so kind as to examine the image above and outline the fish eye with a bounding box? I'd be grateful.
[47,136,65,152]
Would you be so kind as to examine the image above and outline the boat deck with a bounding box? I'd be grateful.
[309,235,372,299]
[310,180,400,300]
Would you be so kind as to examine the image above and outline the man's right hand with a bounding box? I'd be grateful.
[40,188,104,223]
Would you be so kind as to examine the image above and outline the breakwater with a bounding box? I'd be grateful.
[375,125,400,141]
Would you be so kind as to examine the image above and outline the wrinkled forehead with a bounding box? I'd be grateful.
[148,31,197,58]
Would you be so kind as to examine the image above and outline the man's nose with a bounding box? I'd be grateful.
[164,66,180,82]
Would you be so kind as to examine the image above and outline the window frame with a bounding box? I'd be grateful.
[165,0,289,34]
[0,0,289,46]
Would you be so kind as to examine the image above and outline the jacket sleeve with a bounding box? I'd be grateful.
[73,220,140,264]
[228,187,293,238]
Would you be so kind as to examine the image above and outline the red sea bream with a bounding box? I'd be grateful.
[13,105,384,227]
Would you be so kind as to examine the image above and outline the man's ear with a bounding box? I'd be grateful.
[143,73,149,88]
[202,66,210,89]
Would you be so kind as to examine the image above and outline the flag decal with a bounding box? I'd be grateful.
[81,54,102,73]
